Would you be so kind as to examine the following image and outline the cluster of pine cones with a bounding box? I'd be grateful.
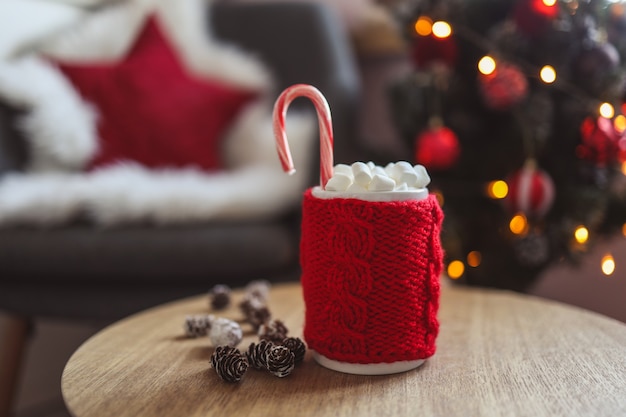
[202,281,307,383]
[212,336,306,382]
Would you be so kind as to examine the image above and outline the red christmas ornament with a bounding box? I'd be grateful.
[513,0,559,37]
[414,124,460,170]
[479,62,528,110]
[411,34,458,69]
[504,160,555,219]
[577,116,624,167]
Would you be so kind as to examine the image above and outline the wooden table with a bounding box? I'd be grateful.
[62,282,626,417]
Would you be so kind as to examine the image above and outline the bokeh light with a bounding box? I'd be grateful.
[432,21,452,38]
[447,260,465,279]
[540,65,557,83]
[414,16,433,36]
[487,180,508,199]
[478,56,497,75]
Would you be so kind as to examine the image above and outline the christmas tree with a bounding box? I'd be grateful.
[387,0,626,291]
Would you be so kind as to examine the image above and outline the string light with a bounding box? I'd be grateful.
[478,56,497,75]
[432,21,452,38]
[467,251,482,267]
[599,102,615,119]
[486,180,508,199]
[601,254,615,276]
[622,223,626,236]
[414,16,433,36]
[574,225,589,244]
[509,213,528,235]
[540,65,557,83]
[622,161,626,176]
[614,114,626,133]
[543,0,557,6]
[447,260,465,279]
[433,189,445,207]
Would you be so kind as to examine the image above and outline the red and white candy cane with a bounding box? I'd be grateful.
[273,84,334,189]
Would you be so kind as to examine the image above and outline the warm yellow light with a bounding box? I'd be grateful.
[447,260,465,279]
[478,56,497,75]
[509,213,528,235]
[487,180,508,199]
[601,254,615,276]
[414,16,433,36]
[433,190,444,207]
[622,161,626,176]
[467,251,482,267]
[543,0,557,6]
[432,21,452,39]
[574,225,589,244]
[614,115,626,133]
[540,65,557,83]
[622,223,626,236]
[599,102,615,119]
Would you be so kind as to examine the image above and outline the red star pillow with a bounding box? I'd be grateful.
[53,15,257,171]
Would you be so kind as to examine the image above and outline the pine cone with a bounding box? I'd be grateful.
[209,285,231,310]
[281,337,306,364]
[258,319,289,344]
[209,318,243,347]
[266,345,295,378]
[244,280,271,303]
[211,346,248,383]
[245,340,274,370]
[183,314,214,338]
[239,297,271,330]
[210,345,239,370]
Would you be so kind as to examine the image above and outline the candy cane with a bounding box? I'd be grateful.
[272,84,334,189]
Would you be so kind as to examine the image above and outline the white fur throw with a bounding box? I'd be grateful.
[0,0,315,227]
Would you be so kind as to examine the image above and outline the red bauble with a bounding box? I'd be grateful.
[414,125,460,170]
[578,116,623,167]
[513,0,558,37]
[504,160,555,219]
[411,35,458,69]
[479,62,528,110]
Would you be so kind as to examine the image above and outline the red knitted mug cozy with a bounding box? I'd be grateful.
[300,190,444,364]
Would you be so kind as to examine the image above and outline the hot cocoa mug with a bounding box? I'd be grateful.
[273,85,444,375]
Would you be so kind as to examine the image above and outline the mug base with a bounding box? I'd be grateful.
[312,351,426,375]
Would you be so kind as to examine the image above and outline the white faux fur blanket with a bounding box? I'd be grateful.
[0,0,315,227]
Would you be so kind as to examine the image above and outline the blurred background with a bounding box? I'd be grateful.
[1,0,625,416]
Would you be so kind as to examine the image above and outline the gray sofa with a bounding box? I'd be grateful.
[0,3,361,413]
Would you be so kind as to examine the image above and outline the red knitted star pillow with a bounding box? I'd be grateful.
[54,15,257,171]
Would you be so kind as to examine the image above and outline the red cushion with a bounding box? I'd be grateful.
[54,15,257,171]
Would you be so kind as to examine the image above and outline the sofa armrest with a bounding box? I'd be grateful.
[0,103,28,175]
[210,2,362,167]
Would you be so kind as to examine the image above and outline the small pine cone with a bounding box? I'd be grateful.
[245,340,274,370]
[281,337,306,364]
[245,280,271,303]
[209,317,243,347]
[239,297,271,330]
[210,345,239,370]
[266,345,295,378]
[211,346,248,383]
[184,314,214,338]
[258,319,289,344]
[209,285,231,310]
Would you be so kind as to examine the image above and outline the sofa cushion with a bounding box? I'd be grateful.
[55,15,256,171]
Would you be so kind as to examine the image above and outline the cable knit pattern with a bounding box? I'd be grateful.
[301,190,444,364]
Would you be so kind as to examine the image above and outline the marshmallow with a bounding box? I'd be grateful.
[352,162,372,186]
[369,174,396,191]
[346,182,368,193]
[321,161,431,194]
[325,173,352,191]
[333,164,352,176]
[413,164,431,188]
